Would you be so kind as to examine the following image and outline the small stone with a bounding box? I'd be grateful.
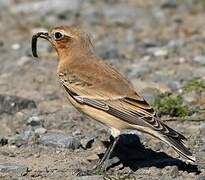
[86,154,99,162]
[153,48,168,57]
[34,127,47,135]
[0,137,8,146]
[147,47,168,57]
[0,163,28,176]
[80,133,97,149]
[27,116,43,127]
[39,133,80,150]
[11,43,20,50]
[20,129,33,142]
[168,80,181,91]
[193,56,205,65]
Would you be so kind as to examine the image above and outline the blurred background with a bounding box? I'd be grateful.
[0,0,204,179]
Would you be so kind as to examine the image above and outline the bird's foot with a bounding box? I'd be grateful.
[75,164,107,176]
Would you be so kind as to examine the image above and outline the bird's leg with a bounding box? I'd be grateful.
[94,135,120,173]
[76,136,120,176]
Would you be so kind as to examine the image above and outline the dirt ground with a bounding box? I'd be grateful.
[0,0,205,179]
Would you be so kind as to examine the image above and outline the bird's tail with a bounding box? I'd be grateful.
[159,134,196,163]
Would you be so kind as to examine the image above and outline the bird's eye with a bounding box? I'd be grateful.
[54,32,64,40]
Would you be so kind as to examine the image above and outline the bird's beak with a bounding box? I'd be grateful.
[31,32,50,58]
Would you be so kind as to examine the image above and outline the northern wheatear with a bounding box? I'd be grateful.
[32,26,195,173]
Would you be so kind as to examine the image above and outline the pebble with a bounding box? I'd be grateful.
[39,133,80,150]
[193,55,205,65]
[11,43,20,50]
[86,154,99,161]
[80,133,98,149]
[20,129,34,142]
[147,47,168,57]
[27,116,43,127]
[34,127,47,135]
[153,48,168,57]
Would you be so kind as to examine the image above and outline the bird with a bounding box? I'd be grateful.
[31,25,195,173]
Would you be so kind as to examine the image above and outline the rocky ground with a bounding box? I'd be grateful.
[0,0,205,179]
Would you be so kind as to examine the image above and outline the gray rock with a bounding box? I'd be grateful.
[0,94,37,115]
[0,163,28,176]
[147,47,168,57]
[193,56,205,65]
[167,80,181,91]
[20,129,34,142]
[9,129,34,147]
[39,133,80,150]
[34,127,47,135]
[27,116,43,127]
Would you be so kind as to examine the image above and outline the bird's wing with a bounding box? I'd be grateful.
[58,72,186,141]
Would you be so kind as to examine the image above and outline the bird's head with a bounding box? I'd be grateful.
[32,25,93,58]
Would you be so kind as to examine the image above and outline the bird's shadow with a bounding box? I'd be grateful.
[100,134,200,174]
